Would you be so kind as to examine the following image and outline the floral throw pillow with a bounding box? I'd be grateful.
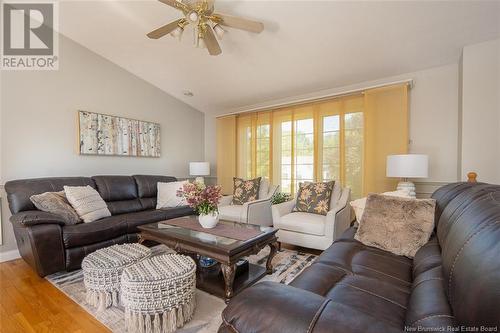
[293,181,335,215]
[232,177,261,205]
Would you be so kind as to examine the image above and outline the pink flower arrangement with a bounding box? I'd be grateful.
[177,182,222,215]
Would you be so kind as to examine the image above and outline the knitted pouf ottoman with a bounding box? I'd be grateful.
[121,254,196,333]
[82,243,151,311]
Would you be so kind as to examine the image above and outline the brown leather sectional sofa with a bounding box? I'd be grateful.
[219,182,500,332]
[5,175,193,277]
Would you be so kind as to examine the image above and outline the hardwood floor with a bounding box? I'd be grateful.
[0,244,320,333]
[0,259,110,333]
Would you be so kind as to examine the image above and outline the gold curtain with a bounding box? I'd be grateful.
[216,115,236,195]
[364,84,409,194]
[216,83,409,199]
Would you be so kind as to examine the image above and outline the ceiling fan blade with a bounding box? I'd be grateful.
[147,18,184,39]
[203,25,222,56]
[214,13,264,33]
[158,0,190,12]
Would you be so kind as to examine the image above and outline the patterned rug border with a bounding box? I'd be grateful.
[46,245,317,333]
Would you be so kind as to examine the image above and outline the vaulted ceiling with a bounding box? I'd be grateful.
[58,1,500,115]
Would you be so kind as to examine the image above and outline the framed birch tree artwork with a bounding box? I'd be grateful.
[78,111,161,157]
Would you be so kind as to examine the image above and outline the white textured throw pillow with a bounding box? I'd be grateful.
[350,189,411,223]
[64,185,111,223]
[156,181,188,209]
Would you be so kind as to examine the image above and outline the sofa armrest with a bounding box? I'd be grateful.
[271,199,295,227]
[10,213,66,277]
[218,195,233,207]
[325,188,351,239]
[244,198,273,226]
[219,281,329,333]
[10,210,67,227]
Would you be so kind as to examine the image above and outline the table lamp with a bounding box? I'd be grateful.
[386,154,428,197]
[189,162,210,184]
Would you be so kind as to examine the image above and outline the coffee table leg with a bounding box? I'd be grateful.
[221,263,236,302]
[266,241,279,274]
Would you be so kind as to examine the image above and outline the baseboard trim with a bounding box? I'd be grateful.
[0,249,21,263]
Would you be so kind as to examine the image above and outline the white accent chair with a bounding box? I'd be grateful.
[218,179,279,227]
[272,183,351,250]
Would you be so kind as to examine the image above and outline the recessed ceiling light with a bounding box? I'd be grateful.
[183,90,194,97]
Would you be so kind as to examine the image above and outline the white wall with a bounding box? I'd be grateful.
[0,34,205,254]
[206,63,460,184]
[204,116,217,176]
[460,39,500,184]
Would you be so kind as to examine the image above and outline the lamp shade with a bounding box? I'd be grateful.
[386,154,428,178]
[189,162,210,176]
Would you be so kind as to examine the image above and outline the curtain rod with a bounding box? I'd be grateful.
[218,78,414,117]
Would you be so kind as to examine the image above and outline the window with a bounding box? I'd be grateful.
[256,124,270,179]
[236,99,365,198]
[294,118,314,190]
[322,115,341,182]
[344,112,363,199]
[224,83,409,199]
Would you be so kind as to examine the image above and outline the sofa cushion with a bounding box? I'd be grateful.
[5,177,95,214]
[156,181,188,209]
[92,175,138,201]
[64,185,111,222]
[323,274,410,328]
[161,206,194,220]
[317,234,413,287]
[258,178,270,199]
[355,194,436,258]
[133,175,177,198]
[411,236,442,277]
[405,266,455,330]
[293,181,335,215]
[219,205,247,223]
[30,191,81,225]
[278,212,326,236]
[349,190,411,222]
[62,215,127,248]
[232,177,261,205]
[106,199,144,215]
[124,209,168,233]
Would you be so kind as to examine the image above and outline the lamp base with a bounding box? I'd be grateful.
[396,180,416,198]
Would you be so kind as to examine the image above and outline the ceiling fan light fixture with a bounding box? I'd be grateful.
[188,11,199,23]
[170,26,184,40]
[147,0,265,56]
[197,35,206,49]
[213,23,225,39]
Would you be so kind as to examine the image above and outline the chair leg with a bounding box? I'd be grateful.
[278,241,282,252]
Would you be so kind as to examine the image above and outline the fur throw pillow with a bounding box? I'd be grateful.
[354,193,436,258]
[350,189,411,223]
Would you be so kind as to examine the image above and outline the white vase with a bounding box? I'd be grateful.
[198,212,219,229]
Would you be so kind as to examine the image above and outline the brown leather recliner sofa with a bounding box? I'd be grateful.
[219,182,500,332]
[5,175,193,277]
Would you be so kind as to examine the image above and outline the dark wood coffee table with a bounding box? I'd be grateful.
[137,216,278,302]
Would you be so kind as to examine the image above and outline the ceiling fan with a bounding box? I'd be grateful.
[147,0,264,56]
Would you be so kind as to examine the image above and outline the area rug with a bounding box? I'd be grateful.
[46,245,317,333]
